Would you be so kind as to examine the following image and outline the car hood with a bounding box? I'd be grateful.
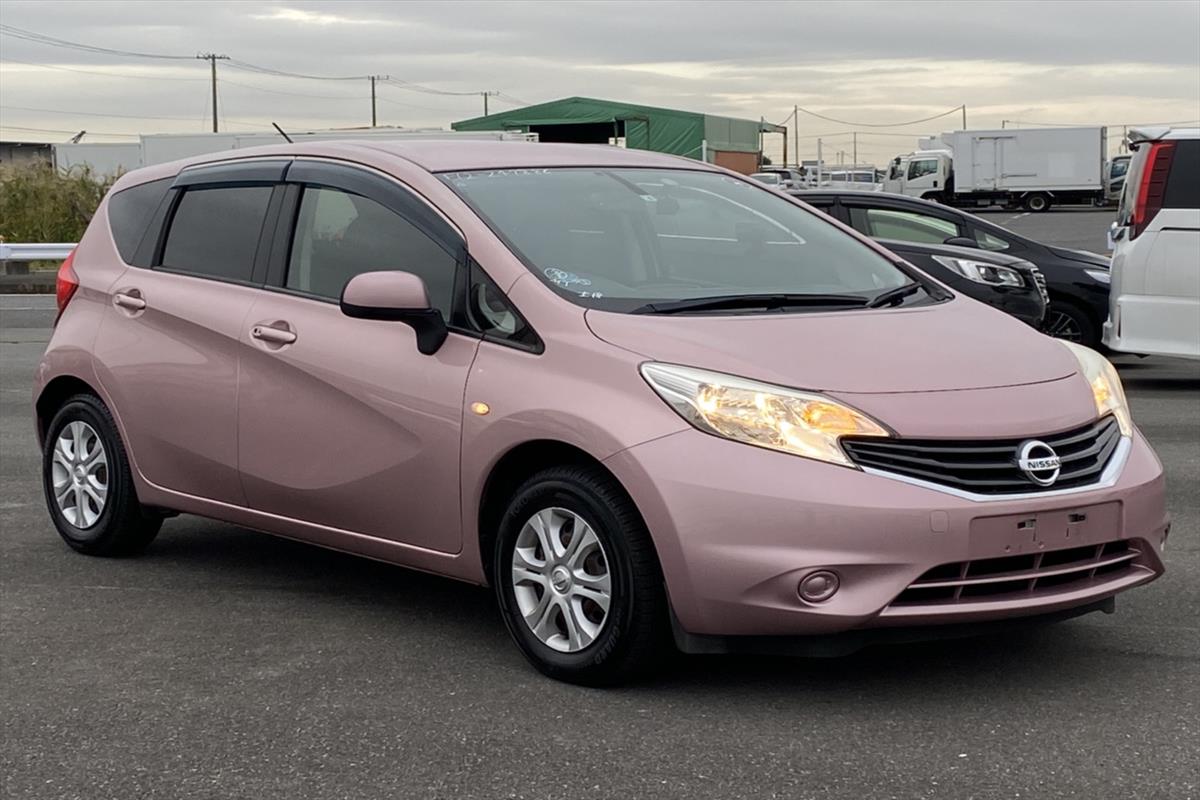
[585,296,1079,394]
[1047,245,1110,267]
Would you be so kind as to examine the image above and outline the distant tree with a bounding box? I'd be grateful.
[760,156,773,166]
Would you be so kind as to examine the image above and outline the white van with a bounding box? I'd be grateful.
[1105,127,1200,359]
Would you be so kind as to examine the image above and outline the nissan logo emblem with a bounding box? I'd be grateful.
[1017,440,1062,486]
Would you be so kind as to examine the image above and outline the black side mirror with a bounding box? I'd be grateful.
[340,271,448,355]
[943,236,980,249]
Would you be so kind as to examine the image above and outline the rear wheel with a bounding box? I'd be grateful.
[494,465,668,685]
[42,394,161,556]
[1044,299,1098,347]
[1023,193,1051,212]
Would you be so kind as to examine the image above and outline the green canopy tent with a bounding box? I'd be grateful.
[452,96,785,172]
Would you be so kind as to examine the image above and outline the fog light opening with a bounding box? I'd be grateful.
[798,570,840,603]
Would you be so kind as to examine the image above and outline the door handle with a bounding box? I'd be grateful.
[113,291,146,311]
[251,324,297,345]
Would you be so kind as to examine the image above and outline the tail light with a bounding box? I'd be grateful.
[55,249,79,321]
[1130,141,1175,239]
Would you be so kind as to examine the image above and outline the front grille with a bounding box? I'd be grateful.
[1032,269,1049,303]
[842,416,1121,495]
[889,540,1140,607]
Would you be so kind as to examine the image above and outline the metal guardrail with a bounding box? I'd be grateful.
[0,243,76,262]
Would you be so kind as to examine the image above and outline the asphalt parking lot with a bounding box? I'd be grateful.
[2,211,1198,799]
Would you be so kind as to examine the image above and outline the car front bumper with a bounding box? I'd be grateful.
[604,427,1168,639]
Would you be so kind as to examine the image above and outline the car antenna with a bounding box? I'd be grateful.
[272,122,294,144]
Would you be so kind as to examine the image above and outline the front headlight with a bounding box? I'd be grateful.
[1084,268,1111,284]
[1062,341,1132,435]
[640,363,890,466]
[931,255,1025,287]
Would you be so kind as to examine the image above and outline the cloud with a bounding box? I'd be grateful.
[250,7,382,26]
[0,0,1196,166]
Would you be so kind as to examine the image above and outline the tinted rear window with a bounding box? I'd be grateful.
[160,186,273,282]
[107,178,171,265]
[1164,140,1200,209]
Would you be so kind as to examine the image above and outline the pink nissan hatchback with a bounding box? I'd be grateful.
[35,141,1168,684]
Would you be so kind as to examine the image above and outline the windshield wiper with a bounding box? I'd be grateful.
[631,293,870,315]
[866,282,923,309]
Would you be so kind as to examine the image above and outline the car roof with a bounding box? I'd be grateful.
[112,139,719,191]
[792,188,935,203]
[356,139,714,172]
[1129,126,1200,143]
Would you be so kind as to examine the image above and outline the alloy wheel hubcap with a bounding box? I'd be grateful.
[51,420,109,529]
[1046,311,1082,341]
[510,507,612,653]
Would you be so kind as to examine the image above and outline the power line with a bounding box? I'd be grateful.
[217,77,367,100]
[374,93,477,114]
[0,57,205,82]
[224,58,367,81]
[795,104,964,128]
[1,103,256,125]
[2,23,536,125]
[0,123,139,138]
[383,77,482,97]
[0,23,194,60]
[494,92,532,107]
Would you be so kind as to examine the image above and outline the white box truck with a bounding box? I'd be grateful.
[882,127,1107,212]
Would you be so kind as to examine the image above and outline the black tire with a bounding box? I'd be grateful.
[42,393,162,557]
[493,465,668,685]
[1023,193,1051,212]
[1044,299,1099,347]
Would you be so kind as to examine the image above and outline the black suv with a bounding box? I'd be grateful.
[791,190,1111,346]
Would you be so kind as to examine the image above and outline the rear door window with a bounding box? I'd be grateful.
[160,186,273,282]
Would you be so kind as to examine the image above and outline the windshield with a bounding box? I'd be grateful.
[442,168,911,312]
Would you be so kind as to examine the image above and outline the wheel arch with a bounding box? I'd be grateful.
[35,375,101,446]
[1045,290,1101,345]
[476,439,646,586]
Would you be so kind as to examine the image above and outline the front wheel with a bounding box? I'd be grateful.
[494,465,668,685]
[42,394,162,556]
[1043,300,1098,347]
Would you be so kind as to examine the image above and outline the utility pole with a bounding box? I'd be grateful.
[481,91,497,116]
[817,138,823,185]
[197,53,229,133]
[369,75,390,127]
[793,104,798,168]
[852,131,857,167]
[962,104,967,130]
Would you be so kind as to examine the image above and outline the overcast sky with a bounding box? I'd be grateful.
[1,0,1198,165]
